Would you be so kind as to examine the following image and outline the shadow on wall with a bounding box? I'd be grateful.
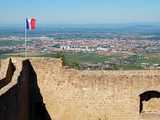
[0,58,16,89]
[0,59,52,120]
[139,90,160,113]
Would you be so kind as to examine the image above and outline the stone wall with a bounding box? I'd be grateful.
[0,58,51,120]
[1,57,160,120]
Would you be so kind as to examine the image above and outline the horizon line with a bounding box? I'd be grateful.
[0,22,160,26]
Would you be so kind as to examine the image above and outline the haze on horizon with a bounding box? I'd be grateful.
[0,0,160,25]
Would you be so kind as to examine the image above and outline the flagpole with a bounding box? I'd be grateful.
[25,19,27,58]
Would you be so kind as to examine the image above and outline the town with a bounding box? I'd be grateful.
[1,34,160,70]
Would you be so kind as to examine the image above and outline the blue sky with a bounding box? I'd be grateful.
[0,0,160,25]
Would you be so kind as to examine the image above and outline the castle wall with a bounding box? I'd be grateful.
[28,58,160,120]
[1,57,160,120]
[0,58,51,120]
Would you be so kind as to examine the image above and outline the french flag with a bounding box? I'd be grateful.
[26,18,36,30]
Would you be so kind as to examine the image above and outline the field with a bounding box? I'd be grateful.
[1,51,160,70]
[0,40,25,46]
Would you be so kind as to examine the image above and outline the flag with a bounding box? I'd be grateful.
[26,18,36,30]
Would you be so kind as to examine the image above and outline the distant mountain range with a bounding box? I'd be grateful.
[0,23,160,38]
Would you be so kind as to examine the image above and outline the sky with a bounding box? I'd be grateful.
[0,0,160,25]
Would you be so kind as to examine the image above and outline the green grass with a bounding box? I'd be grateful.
[34,52,111,63]
[133,53,160,65]
[32,52,112,69]
[117,64,144,70]
[62,52,111,69]
[0,40,32,46]
[63,52,110,64]
[0,54,9,59]
[2,51,160,70]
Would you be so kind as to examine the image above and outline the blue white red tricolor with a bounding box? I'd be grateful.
[26,18,36,30]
